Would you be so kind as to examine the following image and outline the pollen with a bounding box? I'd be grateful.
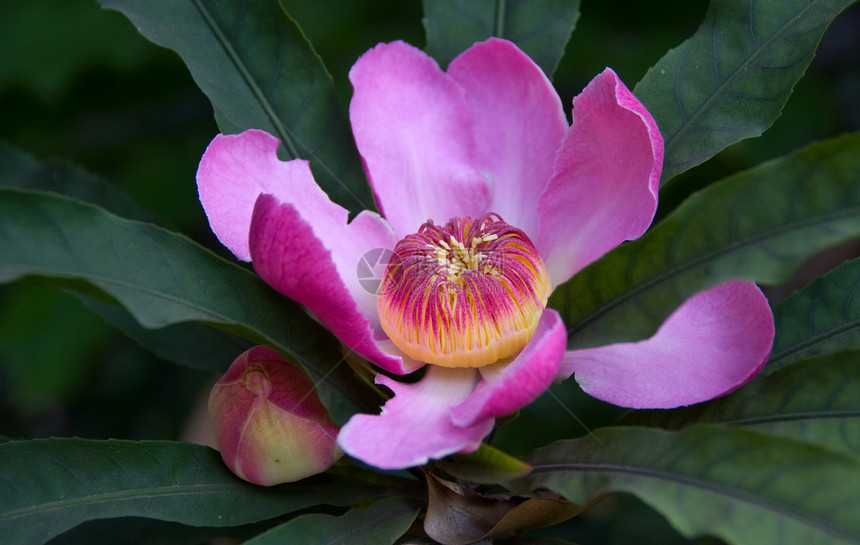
[377,213,551,368]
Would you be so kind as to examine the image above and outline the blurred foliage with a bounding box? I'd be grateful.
[0,0,858,543]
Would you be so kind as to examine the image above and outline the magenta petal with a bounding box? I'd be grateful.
[337,367,494,469]
[537,69,663,286]
[448,38,567,239]
[197,130,309,261]
[249,194,418,376]
[560,281,775,409]
[450,310,567,427]
[349,41,490,236]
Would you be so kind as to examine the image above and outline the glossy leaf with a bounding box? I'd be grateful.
[552,132,860,350]
[510,426,860,545]
[422,0,580,75]
[0,187,379,423]
[766,257,860,376]
[0,438,387,545]
[635,0,857,183]
[243,497,418,545]
[97,0,374,214]
[622,351,860,458]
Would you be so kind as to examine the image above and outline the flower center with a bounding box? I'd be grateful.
[377,213,551,368]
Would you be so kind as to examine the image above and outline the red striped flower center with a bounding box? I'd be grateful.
[377,213,551,368]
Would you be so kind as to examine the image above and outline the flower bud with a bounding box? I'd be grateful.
[208,346,342,485]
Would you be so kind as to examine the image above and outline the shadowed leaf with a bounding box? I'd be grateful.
[47,516,277,545]
[0,439,387,545]
[0,142,149,221]
[243,497,418,545]
[766,257,860,376]
[0,187,380,423]
[552,133,860,350]
[622,350,860,458]
[97,0,373,214]
[74,293,254,374]
[423,0,579,75]
[510,426,860,545]
[635,0,857,183]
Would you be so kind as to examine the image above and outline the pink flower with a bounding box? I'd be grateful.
[197,39,774,470]
[208,346,342,485]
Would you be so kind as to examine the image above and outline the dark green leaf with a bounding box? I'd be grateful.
[622,351,860,458]
[553,132,860,350]
[244,497,418,545]
[766,257,860,376]
[97,0,374,214]
[0,438,388,545]
[47,516,277,545]
[74,293,253,374]
[635,0,857,183]
[422,0,580,75]
[0,142,148,221]
[510,426,860,545]
[0,187,380,423]
[500,537,576,545]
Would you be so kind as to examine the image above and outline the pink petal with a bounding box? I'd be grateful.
[249,194,419,376]
[349,41,490,237]
[448,38,568,239]
[197,130,308,261]
[450,309,567,427]
[559,281,775,409]
[537,69,663,286]
[337,367,494,469]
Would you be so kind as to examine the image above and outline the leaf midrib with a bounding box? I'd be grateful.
[529,461,860,543]
[0,262,250,327]
[0,482,248,522]
[724,408,860,427]
[566,204,860,341]
[0,264,348,384]
[190,0,300,159]
[665,0,824,152]
[769,317,860,364]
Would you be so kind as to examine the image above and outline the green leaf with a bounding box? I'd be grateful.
[0,438,388,545]
[635,0,857,183]
[766,257,860,376]
[510,426,860,545]
[422,0,580,75]
[552,132,860,350]
[48,516,277,545]
[243,497,418,545]
[97,0,374,214]
[622,351,860,458]
[74,293,253,374]
[0,142,149,221]
[436,443,533,483]
[0,187,379,423]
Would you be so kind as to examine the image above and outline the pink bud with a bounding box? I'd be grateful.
[208,346,342,485]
